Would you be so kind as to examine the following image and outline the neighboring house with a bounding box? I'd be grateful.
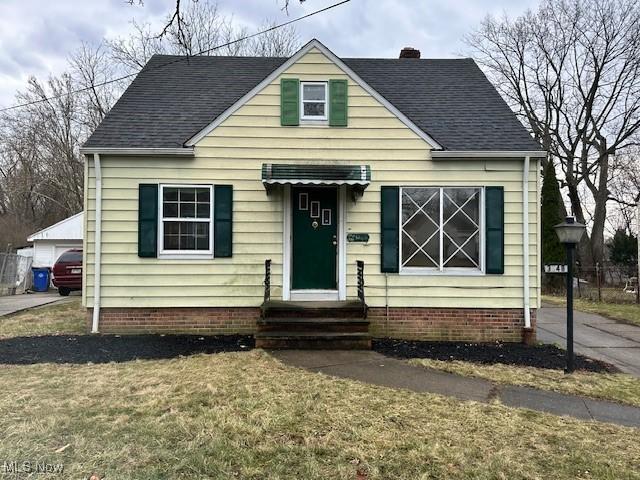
[16,246,34,260]
[81,39,544,346]
[27,212,84,268]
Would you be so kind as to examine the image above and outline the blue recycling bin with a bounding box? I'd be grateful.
[32,267,50,292]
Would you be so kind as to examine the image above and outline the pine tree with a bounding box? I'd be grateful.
[541,161,565,265]
[608,229,637,276]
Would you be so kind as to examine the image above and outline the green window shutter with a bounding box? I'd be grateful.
[138,184,158,258]
[280,78,299,126]
[381,186,399,273]
[329,79,348,126]
[485,186,504,274]
[214,185,233,258]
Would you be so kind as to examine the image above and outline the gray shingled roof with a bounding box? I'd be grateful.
[84,54,541,151]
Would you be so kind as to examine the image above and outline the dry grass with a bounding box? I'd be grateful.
[1,351,639,479]
[409,358,640,408]
[1,301,639,477]
[543,294,640,327]
[0,298,85,338]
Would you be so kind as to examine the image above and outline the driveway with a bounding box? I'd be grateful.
[538,305,640,377]
[0,292,64,317]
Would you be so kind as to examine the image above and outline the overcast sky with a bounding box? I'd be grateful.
[0,0,540,109]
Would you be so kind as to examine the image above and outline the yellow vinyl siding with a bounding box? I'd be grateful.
[83,47,540,310]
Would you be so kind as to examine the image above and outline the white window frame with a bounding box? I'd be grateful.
[399,186,485,276]
[300,81,328,121]
[158,184,214,259]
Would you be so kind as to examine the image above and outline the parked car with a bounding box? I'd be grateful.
[52,249,83,296]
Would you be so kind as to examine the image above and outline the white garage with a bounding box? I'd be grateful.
[27,212,84,268]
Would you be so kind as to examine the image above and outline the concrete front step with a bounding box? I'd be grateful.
[257,317,370,334]
[262,300,366,319]
[258,300,370,349]
[255,331,371,350]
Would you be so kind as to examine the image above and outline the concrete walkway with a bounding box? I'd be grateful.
[272,350,640,429]
[538,305,640,377]
[0,292,64,317]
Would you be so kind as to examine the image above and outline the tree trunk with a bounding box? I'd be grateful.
[589,153,610,267]
[566,180,594,269]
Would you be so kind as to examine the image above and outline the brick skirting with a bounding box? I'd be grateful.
[87,307,260,335]
[88,306,536,342]
[368,307,537,343]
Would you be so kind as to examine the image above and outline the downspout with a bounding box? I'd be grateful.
[522,156,531,329]
[91,153,102,333]
[385,273,389,335]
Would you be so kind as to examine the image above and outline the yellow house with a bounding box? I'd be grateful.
[81,39,544,348]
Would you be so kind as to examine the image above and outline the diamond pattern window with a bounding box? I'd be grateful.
[401,187,482,271]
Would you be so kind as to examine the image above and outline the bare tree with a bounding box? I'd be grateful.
[248,21,300,57]
[111,1,299,65]
[0,74,85,246]
[609,148,640,231]
[467,0,640,267]
[0,0,302,248]
[69,42,123,132]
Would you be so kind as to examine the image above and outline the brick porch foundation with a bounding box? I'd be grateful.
[88,306,536,342]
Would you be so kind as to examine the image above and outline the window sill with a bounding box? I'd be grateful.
[299,120,329,126]
[157,252,214,260]
[399,268,485,276]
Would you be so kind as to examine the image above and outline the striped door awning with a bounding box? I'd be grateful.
[261,164,371,186]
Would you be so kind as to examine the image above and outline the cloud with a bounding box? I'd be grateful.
[0,0,539,108]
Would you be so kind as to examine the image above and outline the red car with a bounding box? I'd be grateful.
[52,249,83,296]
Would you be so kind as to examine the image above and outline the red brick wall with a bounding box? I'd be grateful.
[368,307,537,343]
[88,306,536,342]
[88,307,259,335]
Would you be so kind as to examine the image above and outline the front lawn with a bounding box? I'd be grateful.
[0,298,85,338]
[2,351,640,479]
[410,358,640,408]
[543,294,640,327]
[1,301,640,478]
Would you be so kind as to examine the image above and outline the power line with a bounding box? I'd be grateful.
[0,0,351,113]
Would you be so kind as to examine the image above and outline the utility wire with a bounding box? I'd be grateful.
[0,0,351,113]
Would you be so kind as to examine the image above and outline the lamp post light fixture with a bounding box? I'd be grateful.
[554,216,586,373]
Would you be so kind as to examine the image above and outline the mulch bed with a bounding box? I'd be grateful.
[0,334,254,365]
[372,338,619,373]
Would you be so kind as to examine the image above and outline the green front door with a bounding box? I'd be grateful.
[292,186,338,290]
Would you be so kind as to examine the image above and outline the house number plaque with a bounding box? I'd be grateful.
[347,233,369,243]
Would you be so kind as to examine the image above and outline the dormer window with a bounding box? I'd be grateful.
[300,81,328,121]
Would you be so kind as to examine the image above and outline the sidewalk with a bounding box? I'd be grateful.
[272,350,640,429]
[538,305,640,377]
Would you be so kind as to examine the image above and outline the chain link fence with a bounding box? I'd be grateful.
[544,263,639,304]
[0,253,33,296]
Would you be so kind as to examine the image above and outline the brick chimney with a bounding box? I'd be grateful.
[399,47,421,59]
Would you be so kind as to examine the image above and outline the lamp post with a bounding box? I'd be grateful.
[554,216,586,373]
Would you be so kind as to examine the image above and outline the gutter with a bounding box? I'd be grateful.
[79,147,194,156]
[91,153,102,334]
[431,150,546,158]
[522,155,531,329]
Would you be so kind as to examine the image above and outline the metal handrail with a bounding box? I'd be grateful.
[263,259,271,304]
[356,260,365,308]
